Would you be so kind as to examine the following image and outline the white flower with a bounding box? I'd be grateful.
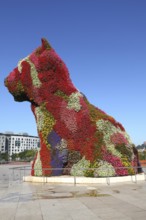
[96,119,133,154]
[70,156,90,176]
[18,56,29,73]
[56,139,67,150]
[34,149,42,176]
[108,144,122,158]
[35,106,44,131]
[94,160,115,177]
[17,56,41,88]
[67,92,82,112]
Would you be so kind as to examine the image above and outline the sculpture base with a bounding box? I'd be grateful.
[23,173,146,185]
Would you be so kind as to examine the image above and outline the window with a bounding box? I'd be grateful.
[15,140,20,147]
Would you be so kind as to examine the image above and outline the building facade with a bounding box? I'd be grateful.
[0,132,40,156]
[0,134,7,154]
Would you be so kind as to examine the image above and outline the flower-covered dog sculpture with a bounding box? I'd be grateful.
[5,39,141,177]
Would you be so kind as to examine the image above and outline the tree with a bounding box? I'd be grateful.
[18,149,37,161]
[0,152,9,161]
[11,153,19,161]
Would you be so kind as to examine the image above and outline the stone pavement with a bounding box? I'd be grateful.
[0,165,146,220]
[0,180,146,219]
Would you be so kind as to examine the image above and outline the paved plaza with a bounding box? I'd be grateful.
[0,164,146,220]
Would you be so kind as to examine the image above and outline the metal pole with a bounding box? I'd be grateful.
[74,175,76,186]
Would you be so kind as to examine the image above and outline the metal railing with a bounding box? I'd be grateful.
[7,165,146,187]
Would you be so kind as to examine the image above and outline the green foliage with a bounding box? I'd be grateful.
[11,149,37,161]
[68,150,81,164]
[84,161,98,177]
[138,151,146,160]
[54,90,69,101]
[11,153,19,161]
[121,157,135,175]
[0,152,9,161]
[136,144,146,160]
[115,144,133,161]
[94,160,116,177]
[70,157,90,176]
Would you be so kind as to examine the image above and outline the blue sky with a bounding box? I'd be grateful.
[0,0,146,145]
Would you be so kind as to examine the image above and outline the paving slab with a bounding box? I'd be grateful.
[0,164,146,220]
[0,181,146,220]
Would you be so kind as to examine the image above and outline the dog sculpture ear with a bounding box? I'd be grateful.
[41,38,52,50]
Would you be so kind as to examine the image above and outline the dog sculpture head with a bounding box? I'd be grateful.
[5,38,76,104]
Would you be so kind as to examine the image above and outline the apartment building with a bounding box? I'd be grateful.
[0,134,7,153]
[0,132,40,156]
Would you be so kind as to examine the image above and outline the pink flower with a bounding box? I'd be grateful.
[111,132,128,145]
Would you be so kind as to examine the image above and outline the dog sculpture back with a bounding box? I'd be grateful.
[5,39,141,177]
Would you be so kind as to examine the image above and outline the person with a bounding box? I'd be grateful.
[133,145,143,173]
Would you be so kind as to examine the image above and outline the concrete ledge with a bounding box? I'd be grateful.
[23,173,146,184]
